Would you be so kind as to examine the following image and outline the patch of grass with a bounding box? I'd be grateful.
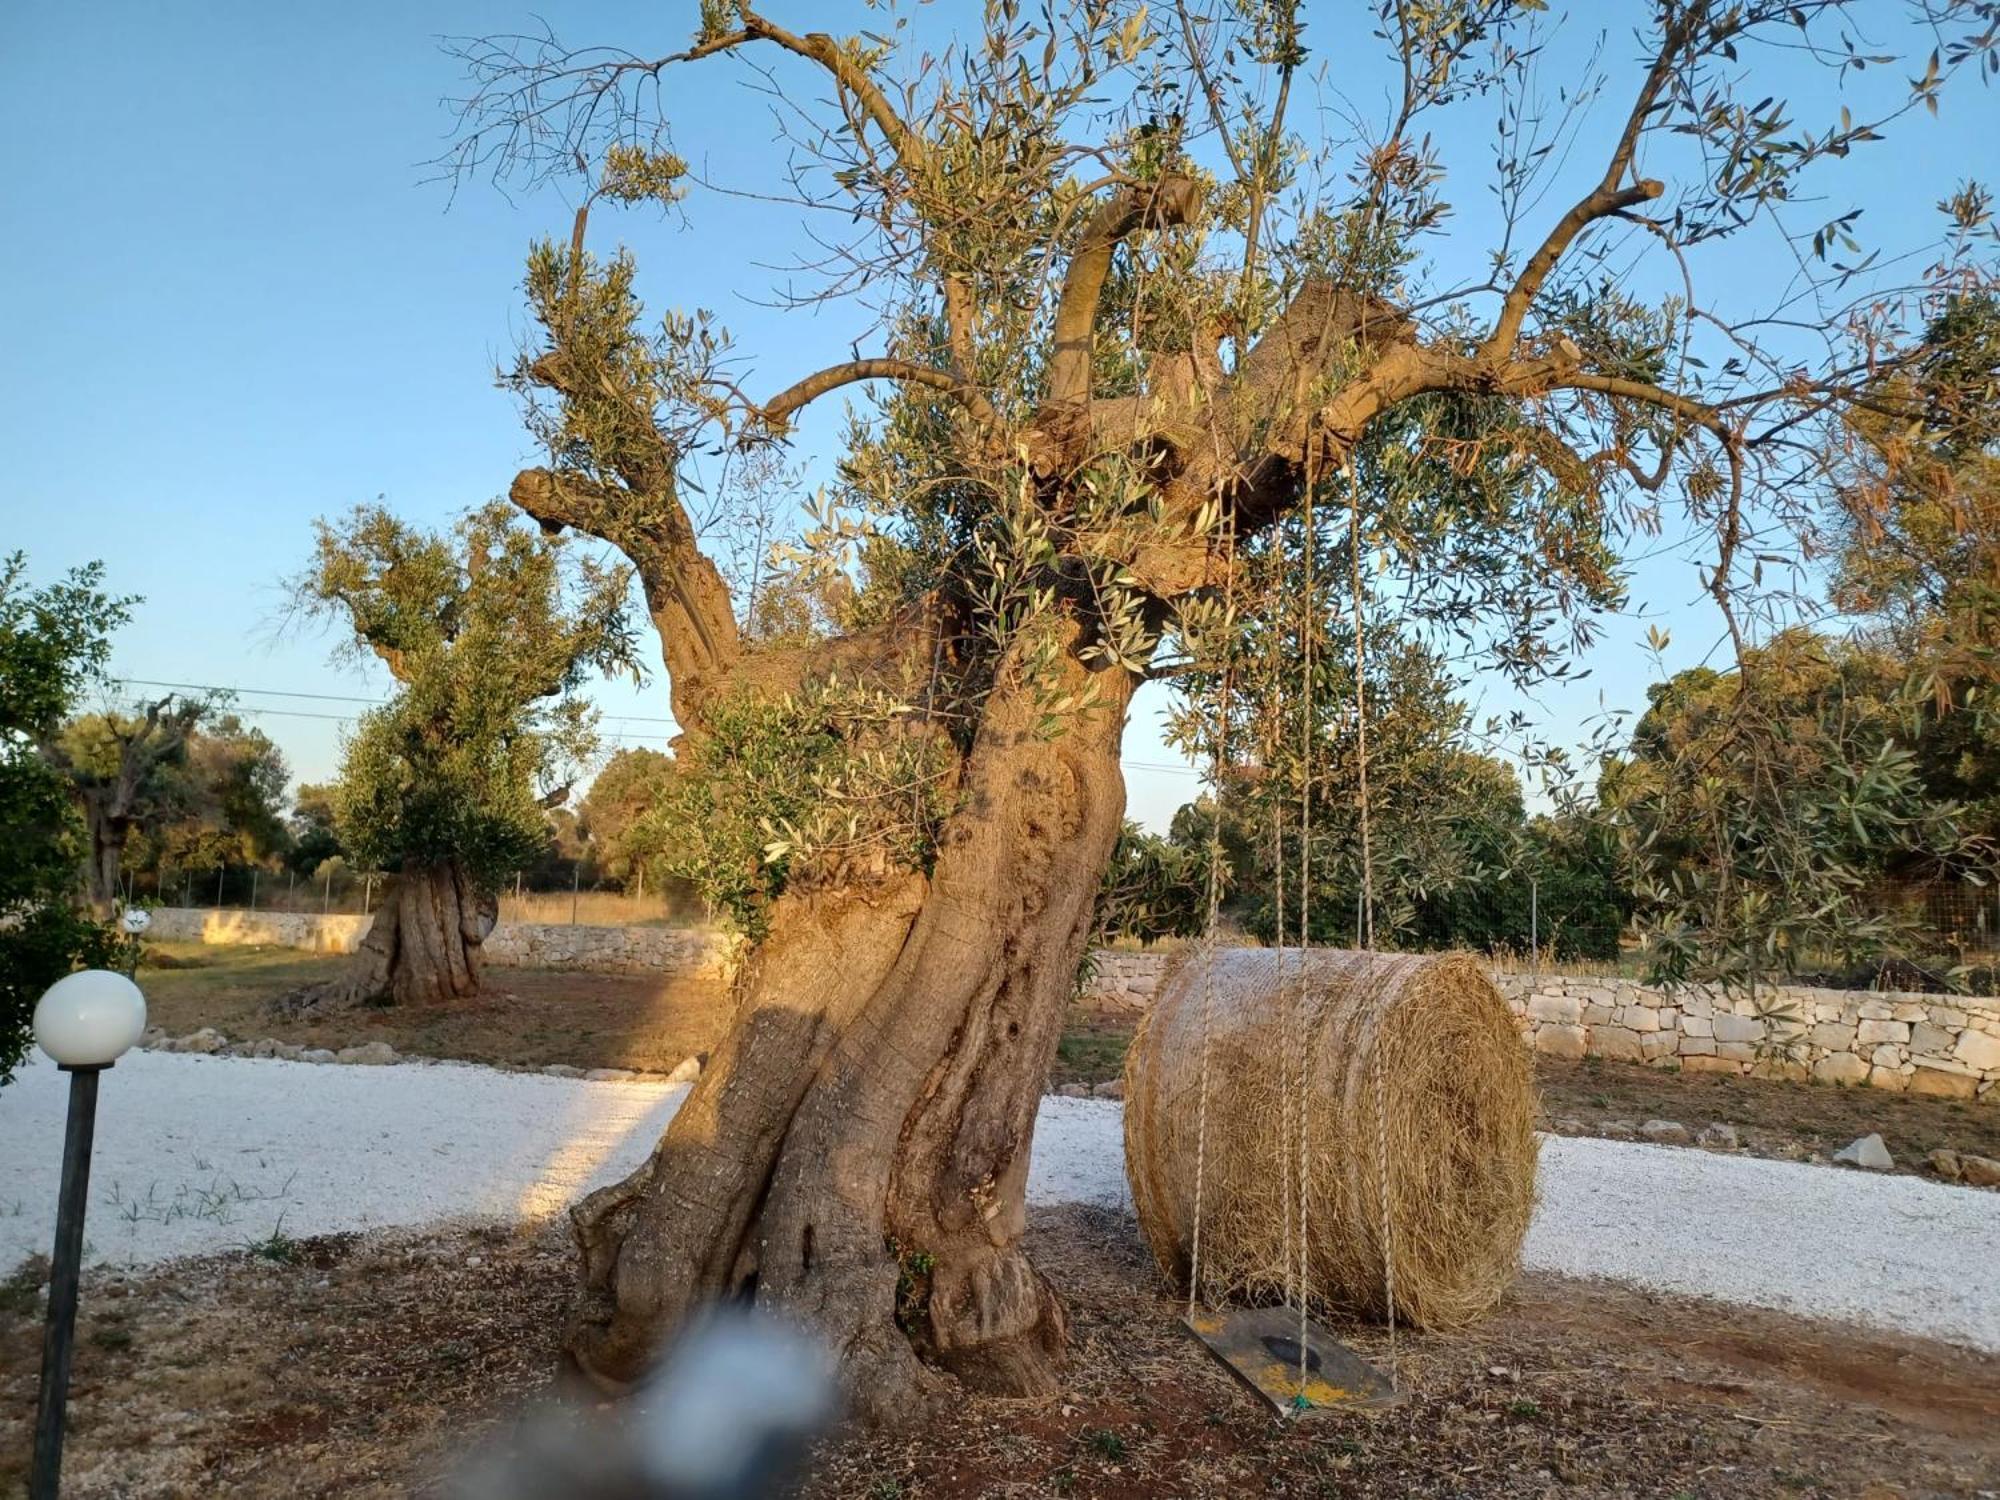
[1507,1398,1543,1421]
[0,1256,48,1316]
[1081,1427,1127,1462]
[88,1322,135,1352]
[248,1219,303,1265]
[1053,1027,1133,1086]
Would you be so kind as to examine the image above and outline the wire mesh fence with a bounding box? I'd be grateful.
[128,862,709,928]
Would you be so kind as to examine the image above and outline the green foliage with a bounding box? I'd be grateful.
[102,714,293,881]
[1601,630,1992,989]
[0,555,136,1084]
[286,781,343,875]
[1093,820,1212,945]
[303,503,638,889]
[633,680,952,938]
[578,747,680,886]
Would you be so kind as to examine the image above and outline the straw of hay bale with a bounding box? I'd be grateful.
[1122,947,1538,1331]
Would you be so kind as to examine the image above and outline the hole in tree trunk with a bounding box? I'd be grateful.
[801,1224,815,1273]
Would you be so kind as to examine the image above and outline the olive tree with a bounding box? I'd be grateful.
[283,503,637,1010]
[440,0,1999,1418]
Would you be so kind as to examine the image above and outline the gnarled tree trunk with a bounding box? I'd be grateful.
[566,653,1134,1426]
[275,860,497,1016]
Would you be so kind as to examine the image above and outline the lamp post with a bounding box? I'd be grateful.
[28,969,147,1500]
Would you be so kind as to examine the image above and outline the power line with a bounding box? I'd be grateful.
[107,676,680,726]
[106,676,1209,776]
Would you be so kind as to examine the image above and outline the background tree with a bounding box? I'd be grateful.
[118,714,293,901]
[0,555,136,1084]
[40,693,211,915]
[1831,290,2000,844]
[285,781,345,878]
[580,748,704,904]
[1601,629,1994,988]
[282,502,638,1010]
[443,0,2000,1417]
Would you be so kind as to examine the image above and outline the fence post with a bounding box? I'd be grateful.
[288,870,296,907]
[1529,876,1539,984]
[571,864,581,926]
[214,865,225,911]
[250,868,258,912]
[322,864,332,916]
[636,866,644,904]
[183,871,192,909]
[363,874,374,914]
[514,871,523,903]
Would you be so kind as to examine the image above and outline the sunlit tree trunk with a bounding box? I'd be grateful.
[280,860,496,1014]
[566,644,1133,1423]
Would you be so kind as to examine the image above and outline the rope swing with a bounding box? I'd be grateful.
[1172,441,1403,1417]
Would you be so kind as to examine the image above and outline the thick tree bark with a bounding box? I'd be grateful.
[273,861,497,1016]
[83,817,129,919]
[566,646,1135,1426]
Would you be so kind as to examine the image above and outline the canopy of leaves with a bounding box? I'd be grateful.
[0,555,135,1083]
[1600,629,1994,989]
[631,680,953,938]
[578,746,680,885]
[302,503,640,887]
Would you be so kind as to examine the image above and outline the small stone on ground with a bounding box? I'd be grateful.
[1833,1133,1895,1171]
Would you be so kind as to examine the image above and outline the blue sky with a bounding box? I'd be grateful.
[2,2,1988,831]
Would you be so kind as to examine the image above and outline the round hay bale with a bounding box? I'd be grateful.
[1122,947,1537,1331]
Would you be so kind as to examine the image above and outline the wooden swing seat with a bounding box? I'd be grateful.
[1183,1305,1402,1418]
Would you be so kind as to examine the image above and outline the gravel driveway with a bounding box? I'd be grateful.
[3,1050,1995,1353]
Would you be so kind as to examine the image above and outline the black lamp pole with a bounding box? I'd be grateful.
[30,1063,107,1500]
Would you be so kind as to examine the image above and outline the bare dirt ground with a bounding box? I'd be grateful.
[139,943,732,1076]
[3,1208,1995,1499]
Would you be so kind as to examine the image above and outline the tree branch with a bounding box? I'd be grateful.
[1046,174,1204,408]
[510,467,741,732]
[1481,5,1702,357]
[761,358,997,430]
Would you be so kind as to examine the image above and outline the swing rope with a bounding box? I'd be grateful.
[1293,446,1319,1399]
[1186,506,1239,1321]
[1345,456,1397,1392]
[1181,443,1399,1412]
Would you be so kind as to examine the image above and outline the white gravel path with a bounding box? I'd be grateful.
[4,1051,1996,1355]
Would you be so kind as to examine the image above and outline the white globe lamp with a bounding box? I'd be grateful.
[33,969,147,1069]
[29,967,148,1500]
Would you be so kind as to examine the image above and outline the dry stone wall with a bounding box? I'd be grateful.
[1488,972,2000,1102]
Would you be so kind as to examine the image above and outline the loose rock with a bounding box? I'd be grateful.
[1056,1083,1091,1099]
[1091,1079,1124,1100]
[1927,1148,1963,1182]
[584,1068,636,1082]
[175,1028,227,1055]
[1696,1122,1740,1151]
[1599,1119,1638,1139]
[335,1041,400,1066]
[1639,1119,1691,1145]
[298,1048,338,1065]
[542,1064,585,1079]
[1959,1153,2000,1189]
[1832,1133,1894,1171]
[664,1056,702,1085]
